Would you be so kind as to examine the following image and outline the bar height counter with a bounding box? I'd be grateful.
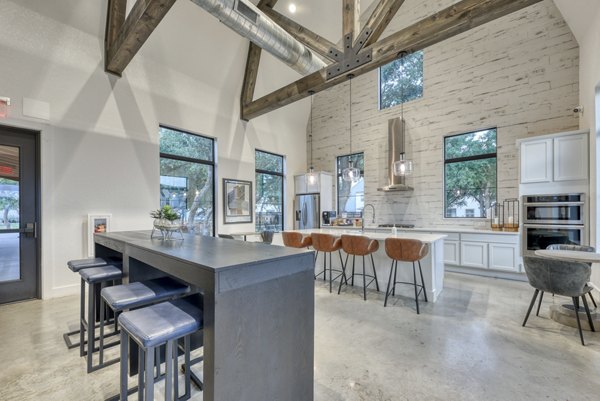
[94,230,315,401]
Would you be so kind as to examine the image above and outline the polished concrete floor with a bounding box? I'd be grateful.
[1,272,599,400]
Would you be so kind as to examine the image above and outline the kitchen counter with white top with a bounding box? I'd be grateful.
[322,225,519,236]
[275,229,446,303]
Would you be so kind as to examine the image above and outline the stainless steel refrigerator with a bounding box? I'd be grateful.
[294,194,320,229]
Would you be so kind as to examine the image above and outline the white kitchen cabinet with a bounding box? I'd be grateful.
[460,241,488,269]
[444,240,460,265]
[554,134,588,181]
[489,243,519,272]
[519,131,588,184]
[520,139,552,183]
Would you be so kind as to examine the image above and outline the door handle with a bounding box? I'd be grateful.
[20,222,37,239]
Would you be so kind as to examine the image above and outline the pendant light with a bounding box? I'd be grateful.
[393,53,414,176]
[342,75,361,183]
[305,91,319,186]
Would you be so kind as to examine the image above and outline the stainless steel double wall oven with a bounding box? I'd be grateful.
[522,193,587,255]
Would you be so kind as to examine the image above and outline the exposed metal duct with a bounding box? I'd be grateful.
[189,0,327,75]
[378,117,414,192]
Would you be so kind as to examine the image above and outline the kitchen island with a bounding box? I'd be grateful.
[94,231,315,401]
[278,229,446,302]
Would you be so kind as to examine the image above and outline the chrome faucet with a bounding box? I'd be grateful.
[362,204,376,232]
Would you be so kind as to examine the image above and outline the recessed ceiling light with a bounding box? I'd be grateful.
[288,3,297,13]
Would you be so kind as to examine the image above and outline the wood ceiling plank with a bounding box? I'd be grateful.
[242,0,543,120]
[262,7,342,62]
[105,0,177,76]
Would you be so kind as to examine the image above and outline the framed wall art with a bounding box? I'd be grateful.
[223,178,252,224]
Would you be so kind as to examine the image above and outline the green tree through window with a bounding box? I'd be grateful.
[159,126,215,235]
[380,51,423,110]
[255,150,284,232]
[444,129,497,218]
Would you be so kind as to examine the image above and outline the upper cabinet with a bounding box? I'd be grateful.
[553,134,588,181]
[519,131,588,184]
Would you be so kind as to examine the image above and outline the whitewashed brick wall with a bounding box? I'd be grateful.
[308,0,579,228]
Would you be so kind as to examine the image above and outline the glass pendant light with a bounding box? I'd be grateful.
[393,54,414,177]
[342,75,360,183]
[305,92,319,186]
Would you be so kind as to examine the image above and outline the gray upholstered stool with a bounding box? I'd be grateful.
[63,257,109,349]
[119,299,203,401]
[79,265,123,372]
[98,278,191,371]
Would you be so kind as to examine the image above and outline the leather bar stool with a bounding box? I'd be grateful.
[97,277,191,371]
[79,265,123,373]
[118,299,203,401]
[281,231,316,276]
[384,238,428,314]
[311,233,347,293]
[338,235,380,300]
[63,258,109,349]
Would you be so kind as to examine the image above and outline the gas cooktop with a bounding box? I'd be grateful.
[378,223,415,229]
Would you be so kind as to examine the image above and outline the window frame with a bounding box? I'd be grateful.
[336,152,365,215]
[255,149,285,232]
[159,124,216,236]
[378,50,424,111]
[443,128,498,219]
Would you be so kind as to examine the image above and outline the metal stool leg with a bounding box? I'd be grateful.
[362,256,367,301]
[328,252,334,293]
[370,254,380,291]
[120,331,129,401]
[392,263,398,296]
[338,251,348,285]
[138,346,145,401]
[588,292,597,308]
[351,256,356,286]
[145,346,155,401]
[418,260,427,302]
[80,279,86,357]
[165,341,173,401]
[412,262,420,314]
[384,259,395,307]
[87,281,95,373]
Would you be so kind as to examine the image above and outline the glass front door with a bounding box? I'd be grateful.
[0,125,39,303]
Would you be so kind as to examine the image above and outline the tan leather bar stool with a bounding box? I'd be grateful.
[339,235,380,300]
[311,233,348,293]
[281,231,317,276]
[384,238,428,314]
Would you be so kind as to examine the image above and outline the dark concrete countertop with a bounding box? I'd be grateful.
[95,230,312,272]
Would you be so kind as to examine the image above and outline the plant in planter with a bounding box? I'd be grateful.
[150,205,183,239]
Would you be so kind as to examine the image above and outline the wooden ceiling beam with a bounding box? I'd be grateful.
[262,7,342,62]
[356,0,406,51]
[256,0,279,9]
[241,43,263,119]
[343,0,361,42]
[242,0,543,120]
[105,0,177,76]
[105,0,127,57]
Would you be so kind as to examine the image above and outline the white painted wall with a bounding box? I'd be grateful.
[309,0,579,229]
[0,0,309,298]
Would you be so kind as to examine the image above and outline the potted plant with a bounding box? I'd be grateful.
[150,205,182,239]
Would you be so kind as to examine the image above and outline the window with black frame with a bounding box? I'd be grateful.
[159,126,215,235]
[444,128,497,218]
[255,150,284,232]
[379,51,424,110]
[337,153,365,215]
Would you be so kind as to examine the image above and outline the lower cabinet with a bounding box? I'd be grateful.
[442,232,521,273]
[489,243,518,271]
[443,240,460,265]
[461,241,488,269]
